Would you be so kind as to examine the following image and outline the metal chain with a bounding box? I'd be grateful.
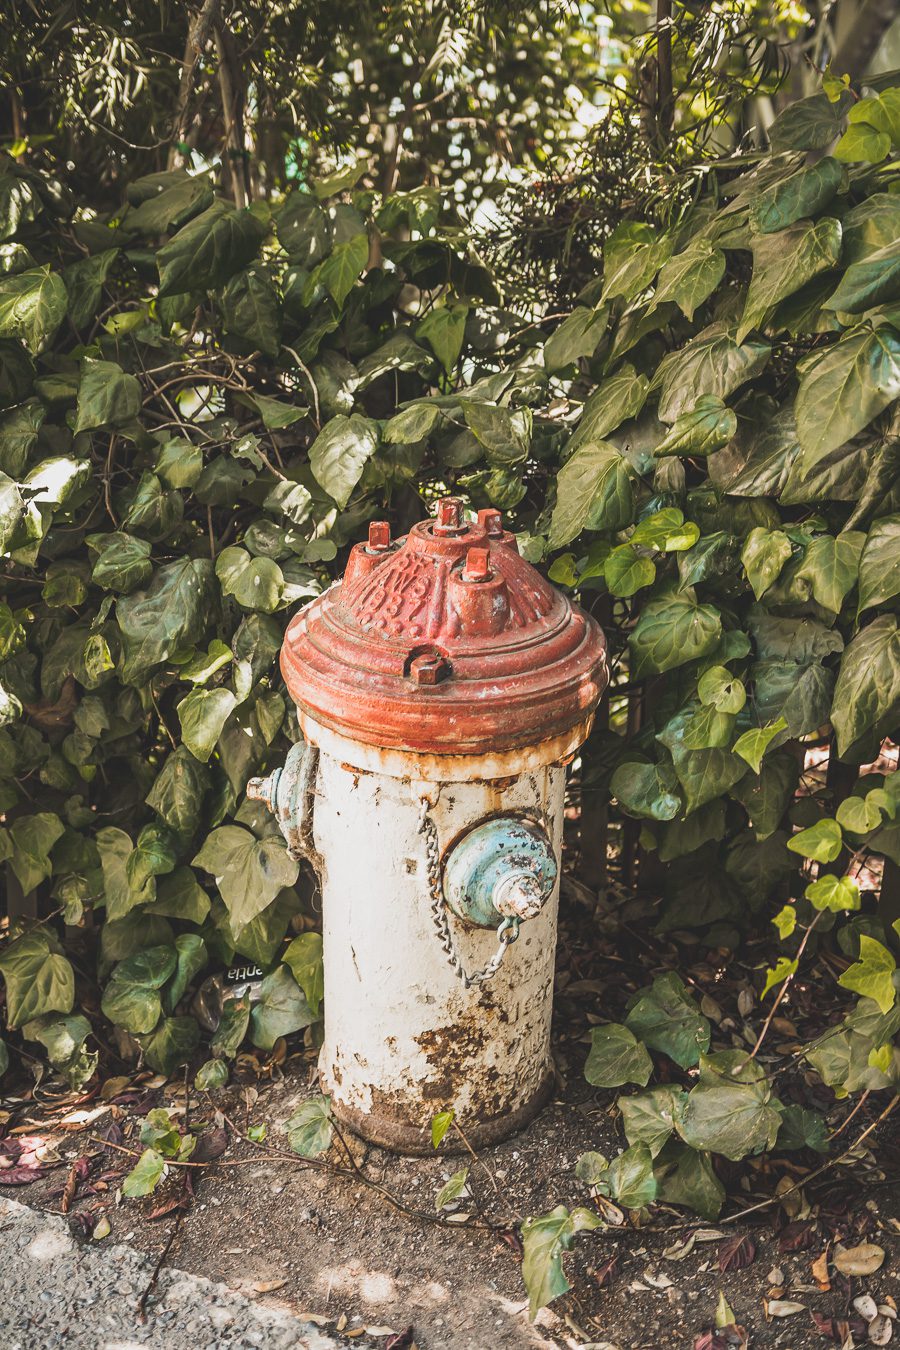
[418,798,519,989]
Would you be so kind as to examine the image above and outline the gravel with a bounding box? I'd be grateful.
[0,1197,341,1349]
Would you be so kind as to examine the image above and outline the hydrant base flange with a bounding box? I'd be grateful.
[322,1068,556,1155]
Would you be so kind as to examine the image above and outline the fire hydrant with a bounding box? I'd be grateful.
[248,499,607,1151]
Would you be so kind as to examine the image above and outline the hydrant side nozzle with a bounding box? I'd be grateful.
[493,871,545,921]
[246,772,275,811]
[441,816,558,929]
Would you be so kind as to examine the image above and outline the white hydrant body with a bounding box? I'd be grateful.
[252,500,607,1152]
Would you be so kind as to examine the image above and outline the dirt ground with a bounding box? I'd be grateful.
[3,874,899,1349]
[4,1042,898,1350]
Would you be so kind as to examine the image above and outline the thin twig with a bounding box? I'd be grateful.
[746,909,825,1062]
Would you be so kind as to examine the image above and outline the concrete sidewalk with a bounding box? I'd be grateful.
[0,1197,342,1350]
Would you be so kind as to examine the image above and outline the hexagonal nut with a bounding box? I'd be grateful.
[408,653,451,686]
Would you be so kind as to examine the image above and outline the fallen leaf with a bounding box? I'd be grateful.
[192,1127,228,1163]
[855,1296,879,1323]
[766,1300,807,1317]
[92,1215,111,1240]
[593,1256,619,1287]
[385,1330,415,1350]
[870,1316,894,1346]
[811,1249,831,1290]
[718,1235,756,1272]
[0,1165,45,1184]
[253,1279,288,1293]
[778,1220,817,1252]
[664,1234,698,1261]
[834,1243,885,1277]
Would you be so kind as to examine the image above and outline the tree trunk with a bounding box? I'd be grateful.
[169,0,221,169]
[832,0,900,79]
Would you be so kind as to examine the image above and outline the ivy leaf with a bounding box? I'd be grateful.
[738,217,842,343]
[741,527,793,599]
[250,965,316,1050]
[826,237,900,315]
[610,760,681,821]
[418,304,468,374]
[220,264,281,357]
[762,956,798,998]
[117,557,216,685]
[655,395,736,457]
[619,1086,686,1158]
[805,873,861,912]
[569,363,649,449]
[192,824,299,932]
[654,241,725,321]
[0,265,68,353]
[74,359,142,433]
[157,201,265,296]
[145,745,210,845]
[601,225,671,304]
[835,121,891,164]
[282,933,324,1018]
[101,945,177,1034]
[125,174,213,234]
[383,402,442,445]
[286,1095,333,1158]
[584,1023,653,1089]
[431,1110,455,1149]
[604,544,655,597]
[435,1167,469,1211]
[769,92,848,152]
[857,514,900,613]
[787,818,843,863]
[163,933,206,1013]
[630,507,699,552]
[625,973,711,1070]
[795,531,866,613]
[832,616,900,756]
[677,1055,782,1160]
[733,718,788,774]
[317,233,368,307]
[0,927,75,1028]
[752,156,843,234]
[657,328,770,423]
[215,546,284,613]
[795,328,900,469]
[772,904,797,939]
[8,812,65,892]
[308,413,379,508]
[195,1058,229,1091]
[122,1148,166,1198]
[276,193,330,264]
[629,589,722,676]
[543,306,608,371]
[698,665,746,715]
[211,994,251,1059]
[548,441,634,548]
[87,532,153,594]
[838,936,897,1013]
[842,791,890,835]
[463,402,531,466]
[604,1143,657,1209]
[776,1104,829,1153]
[520,1205,601,1320]
[137,1016,200,1076]
[63,248,118,334]
[654,1140,725,1220]
[247,391,305,430]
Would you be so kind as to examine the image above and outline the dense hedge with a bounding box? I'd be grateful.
[0,82,899,1261]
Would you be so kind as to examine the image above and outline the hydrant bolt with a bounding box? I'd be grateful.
[463,547,491,582]
[367,520,391,552]
[433,496,466,535]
